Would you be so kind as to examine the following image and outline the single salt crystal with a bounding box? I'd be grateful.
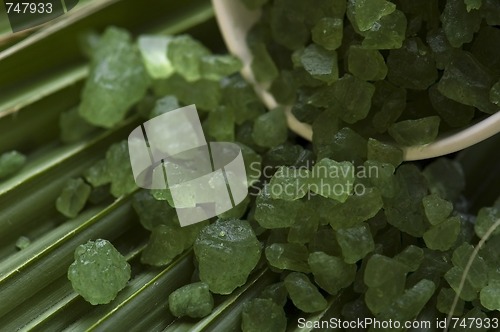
[257,282,288,307]
[265,243,310,273]
[336,224,375,264]
[15,236,31,250]
[359,10,407,50]
[79,27,149,128]
[284,272,327,313]
[309,159,355,203]
[308,251,356,295]
[250,42,279,83]
[56,178,91,218]
[255,184,302,228]
[311,17,343,51]
[83,159,110,188]
[388,116,441,146]
[367,138,403,168]
[422,194,453,225]
[269,166,309,201]
[241,298,286,332]
[349,0,396,32]
[252,108,288,148]
[348,45,387,81]
[138,35,174,79]
[204,106,235,142]
[200,55,242,81]
[68,239,131,305]
[441,0,481,48]
[132,190,178,230]
[106,140,137,198]
[168,282,213,318]
[394,245,424,272]
[300,43,338,84]
[0,150,26,179]
[422,216,461,251]
[149,95,179,119]
[167,34,211,82]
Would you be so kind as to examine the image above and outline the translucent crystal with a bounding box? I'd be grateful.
[336,224,375,264]
[79,27,149,128]
[364,254,407,314]
[83,159,110,188]
[437,51,498,114]
[252,108,288,148]
[265,243,310,273]
[308,226,342,257]
[166,34,211,82]
[359,10,407,50]
[141,223,205,266]
[367,138,403,168]
[106,141,137,197]
[204,106,235,142]
[269,166,309,201]
[324,188,383,230]
[318,127,367,164]
[371,81,407,133]
[287,205,319,244]
[149,95,179,119]
[394,245,424,272]
[428,85,475,128]
[326,74,375,124]
[254,184,302,229]
[250,42,279,83]
[347,46,387,81]
[59,107,96,143]
[423,158,465,202]
[241,298,287,332]
[0,150,26,179]
[308,251,356,295]
[349,0,396,31]
[388,116,441,146]
[258,282,288,307]
[377,279,436,322]
[426,29,455,70]
[137,35,174,79]
[441,0,481,48]
[474,207,500,239]
[15,236,31,250]
[300,44,338,84]
[311,18,343,51]
[155,75,221,112]
[221,75,265,125]
[384,165,428,237]
[465,0,482,11]
[422,194,453,225]
[423,216,461,251]
[436,287,464,316]
[68,239,131,305]
[270,0,309,50]
[491,81,500,106]
[168,282,213,318]
[451,243,488,290]
[291,89,321,125]
[200,55,243,81]
[270,71,297,105]
[284,272,327,313]
[444,266,478,301]
[309,159,355,203]
[132,190,178,230]
[480,281,500,311]
[193,219,261,294]
[56,178,91,218]
[364,161,396,198]
[387,37,438,90]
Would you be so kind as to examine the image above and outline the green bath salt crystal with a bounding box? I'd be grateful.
[319,127,367,165]
[194,219,261,294]
[349,0,396,32]
[358,10,407,50]
[258,282,288,307]
[106,140,137,197]
[137,35,174,79]
[83,159,111,188]
[200,55,242,81]
[79,27,149,128]
[252,107,288,148]
[68,239,131,305]
[480,281,500,311]
[441,0,481,48]
[56,178,91,218]
[269,166,309,201]
[311,18,343,51]
[149,95,179,119]
[241,298,286,332]
[452,243,488,289]
[167,34,211,82]
[254,184,302,229]
[428,84,475,128]
[204,106,235,142]
[300,44,338,84]
[388,116,441,146]
[308,252,357,295]
[364,160,396,198]
[474,207,500,238]
[367,139,403,168]
[15,236,31,250]
[265,243,310,273]
[250,42,279,83]
[423,216,461,251]
[347,46,387,81]
[168,282,214,318]
[309,159,355,203]
[284,272,327,313]
[336,224,375,264]
[437,288,464,315]
[394,245,424,272]
[59,107,96,143]
[422,194,453,225]
[490,81,500,105]
[0,150,26,179]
